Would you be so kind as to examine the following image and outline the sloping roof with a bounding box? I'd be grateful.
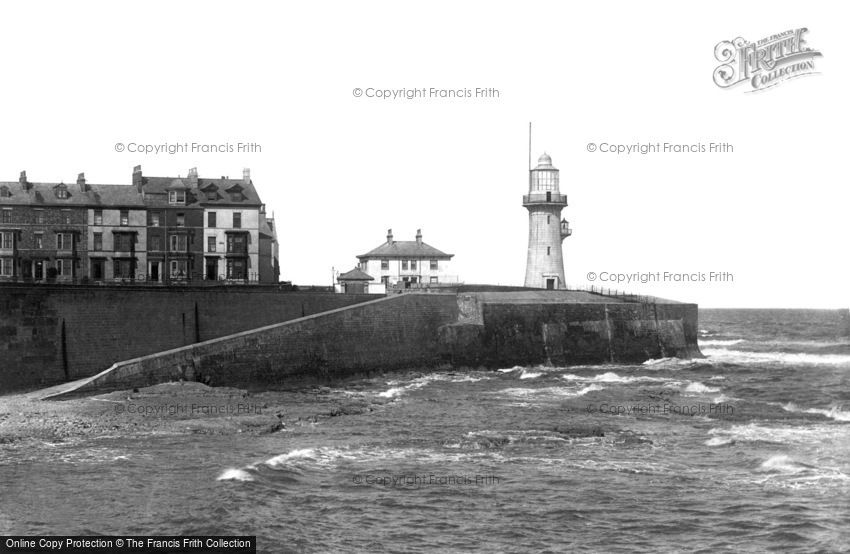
[1,171,264,210]
[0,181,134,207]
[87,184,145,207]
[358,240,453,259]
[139,176,261,208]
[338,267,374,281]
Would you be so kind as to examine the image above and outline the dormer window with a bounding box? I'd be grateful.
[168,190,186,205]
[206,191,217,201]
[0,186,10,198]
[229,192,243,202]
[55,184,69,199]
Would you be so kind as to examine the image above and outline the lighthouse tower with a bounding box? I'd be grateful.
[523,152,572,289]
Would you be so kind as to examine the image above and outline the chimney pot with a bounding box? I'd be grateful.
[387,228,394,245]
[416,228,422,245]
[132,165,143,191]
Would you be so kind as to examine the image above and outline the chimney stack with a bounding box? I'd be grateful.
[386,228,394,245]
[243,168,251,183]
[19,170,29,190]
[77,172,87,191]
[132,165,143,191]
[416,229,422,245]
[187,167,198,185]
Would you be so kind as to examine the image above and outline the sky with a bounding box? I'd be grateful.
[0,1,847,308]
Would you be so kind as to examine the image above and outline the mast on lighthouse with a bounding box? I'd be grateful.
[523,152,571,289]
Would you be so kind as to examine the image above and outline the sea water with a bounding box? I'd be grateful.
[1,309,848,552]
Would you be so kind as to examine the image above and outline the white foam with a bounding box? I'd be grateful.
[498,366,525,373]
[707,423,844,445]
[562,372,666,384]
[699,339,745,346]
[217,468,254,482]
[498,384,603,399]
[519,371,542,380]
[703,348,850,366]
[684,382,720,394]
[782,403,850,422]
[704,436,734,446]
[576,384,605,396]
[377,387,407,398]
[265,448,316,467]
[759,455,811,474]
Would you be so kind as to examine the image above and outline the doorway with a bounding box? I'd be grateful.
[546,278,556,290]
[149,261,160,282]
[91,259,104,281]
[205,258,217,281]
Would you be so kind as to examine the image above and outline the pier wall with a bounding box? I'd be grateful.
[0,284,374,392]
[39,291,701,399]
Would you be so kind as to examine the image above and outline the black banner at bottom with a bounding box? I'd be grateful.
[1,537,256,554]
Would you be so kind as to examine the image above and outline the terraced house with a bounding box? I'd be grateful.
[0,167,279,284]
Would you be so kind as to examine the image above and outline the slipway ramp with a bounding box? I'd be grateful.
[40,293,460,400]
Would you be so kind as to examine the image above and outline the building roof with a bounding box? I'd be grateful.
[0,181,141,207]
[140,175,262,208]
[1,168,264,210]
[338,267,374,281]
[358,240,453,259]
[87,185,145,207]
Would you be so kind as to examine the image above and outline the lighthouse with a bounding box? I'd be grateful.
[523,152,572,289]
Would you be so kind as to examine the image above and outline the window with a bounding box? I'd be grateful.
[226,234,246,254]
[170,260,187,278]
[381,259,389,270]
[56,188,68,199]
[227,258,246,280]
[169,234,187,251]
[57,233,72,250]
[0,232,13,249]
[430,276,439,284]
[150,212,161,227]
[430,259,438,271]
[229,192,243,202]
[93,233,102,251]
[1,258,14,276]
[206,191,217,201]
[0,186,10,198]
[207,236,216,252]
[168,190,186,204]
[35,233,43,249]
[1,210,10,223]
[401,260,408,270]
[93,209,103,225]
[62,210,71,224]
[233,212,241,229]
[114,260,133,279]
[547,215,551,224]
[208,212,216,227]
[150,236,161,251]
[55,259,71,276]
[115,234,133,252]
[547,246,551,255]
[381,276,389,286]
[34,210,44,224]
[120,210,129,226]
[410,260,417,270]
[176,213,185,227]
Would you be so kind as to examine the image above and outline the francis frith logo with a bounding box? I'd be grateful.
[713,28,822,92]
